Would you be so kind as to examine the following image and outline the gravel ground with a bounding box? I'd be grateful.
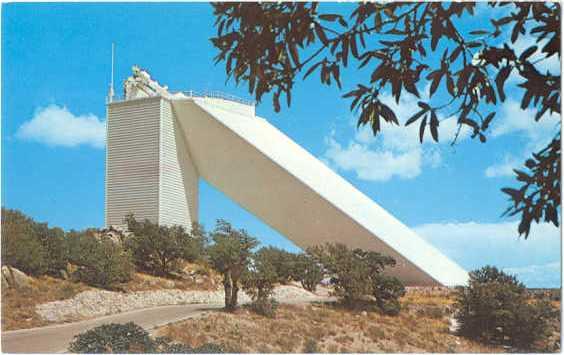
[35,285,323,323]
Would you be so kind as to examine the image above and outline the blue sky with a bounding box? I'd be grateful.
[2,3,561,287]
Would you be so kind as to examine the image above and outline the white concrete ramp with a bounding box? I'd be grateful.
[105,67,468,287]
[171,98,467,286]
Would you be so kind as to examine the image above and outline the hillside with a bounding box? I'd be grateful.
[155,288,561,353]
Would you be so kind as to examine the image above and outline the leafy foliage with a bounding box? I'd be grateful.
[68,322,155,353]
[502,134,561,237]
[372,274,406,316]
[293,252,324,292]
[125,215,204,276]
[207,219,259,310]
[211,2,561,235]
[242,248,280,317]
[1,208,68,277]
[254,246,298,284]
[308,243,403,314]
[242,249,278,301]
[68,322,228,353]
[67,230,134,289]
[454,266,556,350]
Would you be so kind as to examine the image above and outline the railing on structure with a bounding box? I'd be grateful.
[181,90,256,107]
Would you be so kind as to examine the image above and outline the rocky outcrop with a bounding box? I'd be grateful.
[1,266,33,289]
[35,285,322,323]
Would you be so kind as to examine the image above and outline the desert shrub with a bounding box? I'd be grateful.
[68,232,133,289]
[254,246,298,283]
[242,249,279,317]
[248,297,279,318]
[69,324,227,354]
[125,215,204,276]
[294,253,323,292]
[207,219,258,310]
[372,275,406,316]
[303,338,319,353]
[68,322,155,353]
[308,243,397,306]
[1,208,68,277]
[379,299,401,316]
[192,342,228,353]
[455,266,555,350]
[1,209,47,276]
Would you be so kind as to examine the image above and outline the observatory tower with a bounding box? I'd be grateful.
[105,66,468,287]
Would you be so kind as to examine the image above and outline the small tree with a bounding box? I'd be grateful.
[294,253,323,292]
[254,246,297,284]
[125,215,202,276]
[308,243,396,306]
[455,266,555,350]
[207,219,259,310]
[67,231,133,289]
[1,208,68,277]
[241,250,279,317]
[35,224,68,277]
[1,208,47,275]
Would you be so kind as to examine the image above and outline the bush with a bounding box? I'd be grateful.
[1,208,68,277]
[379,299,401,316]
[372,275,406,316]
[294,253,323,292]
[308,243,397,306]
[68,322,155,353]
[125,215,204,276]
[69,323,227,353]
[68,231,133,289]
[303,338,319,353]
[254,246,299,284]
[247,297,279,318]
[242,249,279,317]
[454,266,555,350]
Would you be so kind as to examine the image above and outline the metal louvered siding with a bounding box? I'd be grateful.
[158,100,193,230]
[105,97,161,228]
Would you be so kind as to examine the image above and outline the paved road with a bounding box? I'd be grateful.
[1,296,331,353]
[1,303,224,353]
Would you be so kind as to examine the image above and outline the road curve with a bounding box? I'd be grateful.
[1,303,224,353]
[1,296,331,353]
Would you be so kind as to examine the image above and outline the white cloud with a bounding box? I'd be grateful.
[484,99,560,178]
[322,90,472,182]
[484,154,520,178]
[324,131,422,181]
[504,262,561,289]
[415,220,561,287]
[490,100,560,146]
[17,105,105,149]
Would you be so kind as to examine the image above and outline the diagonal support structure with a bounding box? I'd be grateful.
[106,67,468,286]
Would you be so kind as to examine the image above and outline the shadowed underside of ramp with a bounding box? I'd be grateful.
[105,68,468,287]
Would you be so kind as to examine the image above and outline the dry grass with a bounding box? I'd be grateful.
[155,289,504,353]
[1,276,90,331]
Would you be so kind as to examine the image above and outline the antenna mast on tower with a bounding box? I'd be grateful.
[107,43,115,103]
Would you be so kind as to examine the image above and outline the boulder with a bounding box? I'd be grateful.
[1,266,33,289]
